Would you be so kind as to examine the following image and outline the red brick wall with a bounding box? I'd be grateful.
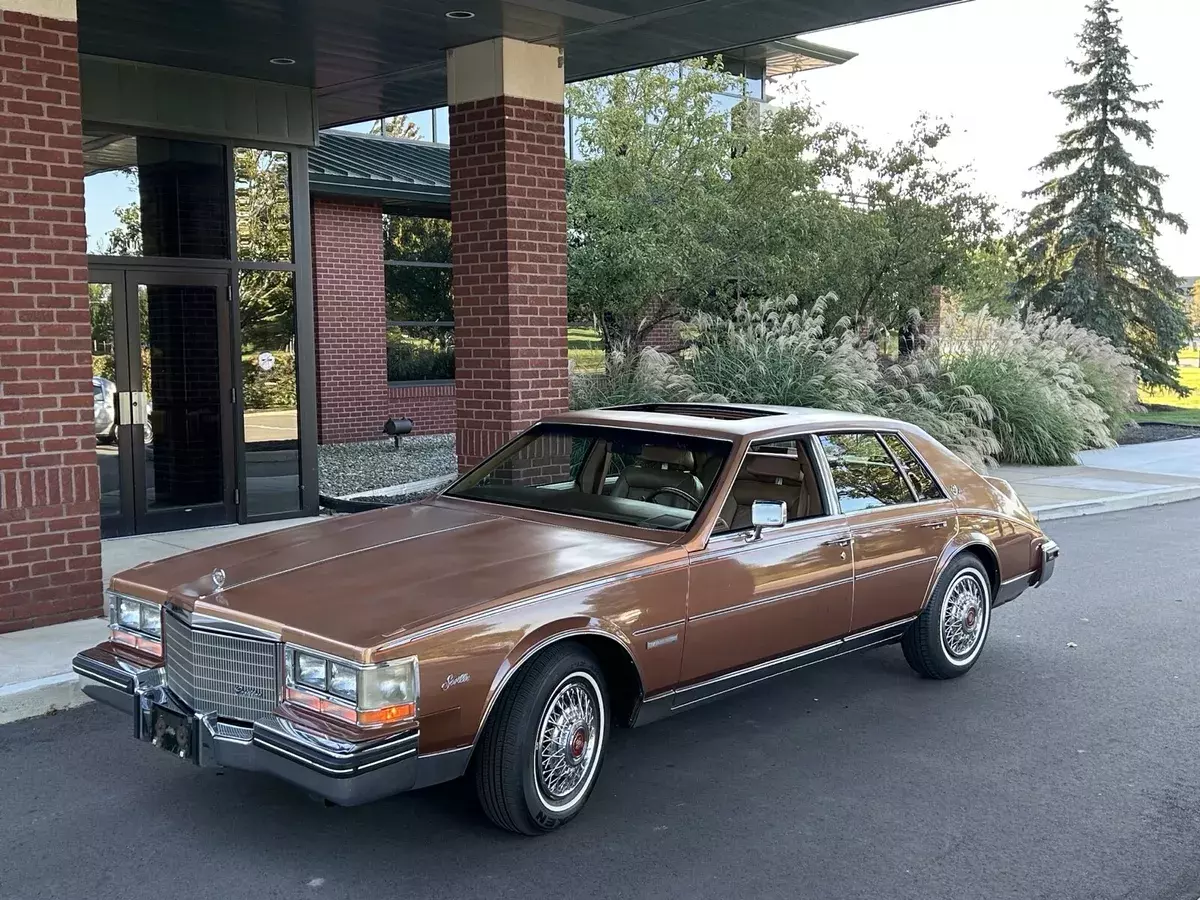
[387,382,454,435]
[311,197,388,444]
[0,10,101,632]
[644,318,682,353]
[449,95,568,470]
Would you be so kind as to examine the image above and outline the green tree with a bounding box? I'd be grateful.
[566,62,995,353]
[816,117,997,333]
[1188,279,1200,350]
[1016,0,1188,391]
[953,236,1021,316]
[371,115,421,140]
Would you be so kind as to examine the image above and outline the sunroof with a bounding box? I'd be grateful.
[611,403,784,421]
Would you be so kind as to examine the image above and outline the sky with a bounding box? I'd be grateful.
[795,0,1199,277]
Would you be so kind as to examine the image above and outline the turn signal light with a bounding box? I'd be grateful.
[357,704,416,727]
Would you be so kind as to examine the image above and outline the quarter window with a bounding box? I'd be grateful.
[881,433,944,502]
[818,433,915,513]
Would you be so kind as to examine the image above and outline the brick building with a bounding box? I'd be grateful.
[1,0,943,632]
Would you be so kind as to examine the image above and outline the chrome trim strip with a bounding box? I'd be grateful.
[690,577,853,623]
[190,613,281,641]
[666,615,918,705]
[357,747,419,771]
[674,638,841,698]
[632,619,684,636]
[1001,570,1036,587]
[698,523,850,560]
[419,744,472,759]
[252,738,353,776]
[470,628,644,750]
[253,722,418,762]
[848,615,918,641]
[382,560,687,650]
[71,662,130,691]
[854,555,939,580]
[954,507,1040,530]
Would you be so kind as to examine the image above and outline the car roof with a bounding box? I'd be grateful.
[545,404,916,440]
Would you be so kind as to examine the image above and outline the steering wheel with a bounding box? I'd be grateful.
[647,486,700,510]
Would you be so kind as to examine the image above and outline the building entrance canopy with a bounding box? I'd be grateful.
[78,0,955,126]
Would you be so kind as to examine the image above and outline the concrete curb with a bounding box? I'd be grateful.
[0,671,91,726]
[3,483,1199,728]
[1031,483,1200,521]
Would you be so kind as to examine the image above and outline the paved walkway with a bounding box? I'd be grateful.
[3,448,1200,724]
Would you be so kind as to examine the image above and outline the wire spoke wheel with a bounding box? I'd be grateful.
[534,675,602,812]
[940,570,987,660]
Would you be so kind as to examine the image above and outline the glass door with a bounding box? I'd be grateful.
[90,271,134,537]
[90,266,236,536]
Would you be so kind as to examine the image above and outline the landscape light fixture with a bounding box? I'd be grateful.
[445,10,475,19]
[269,57,296,65]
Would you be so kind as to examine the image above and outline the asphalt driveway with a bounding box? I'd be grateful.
[2,501,1199,900]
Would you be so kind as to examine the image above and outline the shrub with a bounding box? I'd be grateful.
[938,307,1111,465]
[387,342,454,382]
[1022,309,1138,441]
[242,351,296,410]
[569,344,700,410]
[684,295,879,413]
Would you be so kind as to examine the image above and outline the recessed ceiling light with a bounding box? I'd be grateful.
[445,10,475,19]
[269,57,296,66]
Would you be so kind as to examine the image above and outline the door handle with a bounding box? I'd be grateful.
[822,537,852,547]
[920,521,948,529]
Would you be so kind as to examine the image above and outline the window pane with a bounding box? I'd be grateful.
[85,133,229,258]
[386,324,454,383]
[235,148,293,262]
[819,433,915,512]
[238,269,300,516]
[882,434,944,501]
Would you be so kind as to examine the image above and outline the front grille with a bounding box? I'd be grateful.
[163,610,280,722]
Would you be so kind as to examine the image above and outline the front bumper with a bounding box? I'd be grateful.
[71,643,465,806]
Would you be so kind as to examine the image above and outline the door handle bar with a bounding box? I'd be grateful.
[920,521,948,529]
[821,537,852,547]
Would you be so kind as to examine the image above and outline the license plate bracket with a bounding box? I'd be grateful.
[150,704,198,764]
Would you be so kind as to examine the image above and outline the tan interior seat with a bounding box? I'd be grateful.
[717,450,822,531]
[611,446,703,508]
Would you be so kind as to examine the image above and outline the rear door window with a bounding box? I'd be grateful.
[880,433,944,502]
[818,432,916,513]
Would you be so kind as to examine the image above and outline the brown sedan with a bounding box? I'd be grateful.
[74,403,1059,834]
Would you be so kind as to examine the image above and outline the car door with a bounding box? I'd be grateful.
[816,431,956,633]
[678,437,854,692]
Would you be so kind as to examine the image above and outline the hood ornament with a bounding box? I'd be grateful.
[211,568,226,591]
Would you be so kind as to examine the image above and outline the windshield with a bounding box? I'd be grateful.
[445,424,732,532]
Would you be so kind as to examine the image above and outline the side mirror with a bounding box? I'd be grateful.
[747,499,788,542]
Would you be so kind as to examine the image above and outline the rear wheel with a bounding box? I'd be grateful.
[475,644,609,834]
[902,554,992,679]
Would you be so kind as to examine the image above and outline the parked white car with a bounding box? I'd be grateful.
[93,375,152,445]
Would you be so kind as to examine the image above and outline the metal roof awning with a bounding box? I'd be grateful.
[308,130,450,216]
[76,0,955,128]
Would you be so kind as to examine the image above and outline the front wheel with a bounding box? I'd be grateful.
[474,644,610,834]
[902,554,992,679]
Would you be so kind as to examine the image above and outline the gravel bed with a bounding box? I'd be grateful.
[318,433,456,497]
[1117,422,1200,445]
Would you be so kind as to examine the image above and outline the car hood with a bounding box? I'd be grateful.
[111,502,662,657]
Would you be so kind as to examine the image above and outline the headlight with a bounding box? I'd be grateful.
[284,645,417,728]
[328,662,358,702]
[107,592,162,654]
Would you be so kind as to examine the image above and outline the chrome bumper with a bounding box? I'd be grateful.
[71,643,467,806]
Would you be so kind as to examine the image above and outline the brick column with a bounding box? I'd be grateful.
[311,197,388,444]
[448,38,568,470]
[0,2,102,632]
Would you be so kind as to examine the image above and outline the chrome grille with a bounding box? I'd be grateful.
[163,610,280,722]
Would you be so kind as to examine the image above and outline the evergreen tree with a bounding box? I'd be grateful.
[1016,0,1188,391]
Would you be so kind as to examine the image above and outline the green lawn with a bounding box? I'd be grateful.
[1138,366,1200,425]
[568,325,605,373]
